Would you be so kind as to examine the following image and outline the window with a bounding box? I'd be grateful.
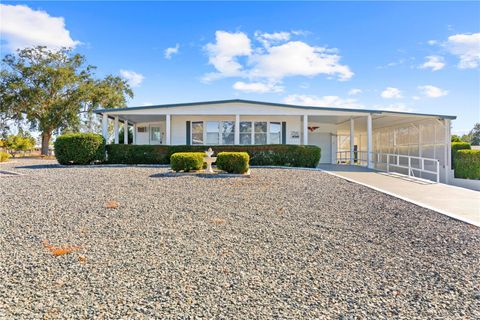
[254,122,267,145]
[192,121,203,145]
[137,126,146,133]
[240,122,252,145]
[150,127,161,142]
[270,122,281,144]
[206,121,220,144]
[222,121,235,145]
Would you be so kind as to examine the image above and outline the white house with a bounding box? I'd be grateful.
[95,99,456,183]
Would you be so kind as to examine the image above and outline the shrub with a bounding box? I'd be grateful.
[451,141,471,168]
[54,133,105,165]
[454,150,480,179]
[106,144,170,164]
[167,145,321,167]
[0,151,11,162]
[170,152,204,172]
[216,152,250,174]
[104,144,321,167]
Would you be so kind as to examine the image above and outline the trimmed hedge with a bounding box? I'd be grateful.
[216,152,250,174]
[0,151,11,162]
[54,133,105,165]
[454,150,480,179]
[170,152,204,172]
[451,142,471,169]
[106,144,321,167]
[106,144,170,164]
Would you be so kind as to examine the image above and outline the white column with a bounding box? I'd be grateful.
[444,119,450,184]
[114,116,119,144]
[123,120,128,144]
[165,114,171,145]
[350,118,355,164]
[303,115,309,145]
[102,113,108,141]
[234,114,240,145]
[132,124,136,145]
[367,114,373,168]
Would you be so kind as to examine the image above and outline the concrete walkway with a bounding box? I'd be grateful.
[318,164,480,227]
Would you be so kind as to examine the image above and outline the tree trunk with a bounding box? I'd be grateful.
[41,131,51,156]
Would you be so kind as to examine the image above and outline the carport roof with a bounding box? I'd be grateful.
[93,99,457,120]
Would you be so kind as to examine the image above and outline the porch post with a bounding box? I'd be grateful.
[123,120,128,144]
[367,114,373,168]
[102,113,108,141]
[165,114,171,145]
[114,116,119,144]
[350,118,354,164]
[303,114,308,145]
[234,114,240,145]
[132,124,137,145]
[444,119,450,184]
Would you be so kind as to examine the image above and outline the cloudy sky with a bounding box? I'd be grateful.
[1,1,479,134]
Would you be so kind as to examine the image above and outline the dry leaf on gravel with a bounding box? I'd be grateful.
[105,200,119,209]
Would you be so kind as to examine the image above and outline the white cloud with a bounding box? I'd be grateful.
[119,70,144,87]
[164,44,180,59]
[381,87,402,99]
[249,41,353,81]
[348,88,362,96]
[233,81,283,93]
[203,30,353,86]
[203,31,252,81]
[418,85,448,98]
[419,55,445,71]
[283,94,363,109]
[446,33,480,69]
[0,4,80,51]
[284,94,414,112]
[427,40,438,45]
[255,31,291,47]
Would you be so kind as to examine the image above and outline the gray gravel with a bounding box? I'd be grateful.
[0,158,479,319]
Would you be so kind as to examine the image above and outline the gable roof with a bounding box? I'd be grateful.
[94,99,456,119]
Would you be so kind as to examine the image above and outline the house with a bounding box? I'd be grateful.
[94,99,456,183]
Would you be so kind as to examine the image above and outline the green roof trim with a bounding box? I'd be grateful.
[93,99,457,119]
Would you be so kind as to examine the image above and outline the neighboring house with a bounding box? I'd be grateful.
[94,99,456,183]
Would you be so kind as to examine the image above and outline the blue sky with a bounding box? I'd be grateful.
[1,1,479,134]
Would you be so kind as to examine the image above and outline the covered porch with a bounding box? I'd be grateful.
[96,100,453,183]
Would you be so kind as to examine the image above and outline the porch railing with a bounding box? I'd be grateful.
[336,151,440,183]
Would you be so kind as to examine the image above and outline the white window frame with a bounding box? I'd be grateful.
[191,120,236,145]
[191,121,204,145]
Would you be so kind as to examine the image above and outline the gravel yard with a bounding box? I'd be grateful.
[1,158,479,319]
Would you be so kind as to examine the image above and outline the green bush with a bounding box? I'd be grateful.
[105,144,321,167]
[170,152,205,172]
[0,151,11,162]
[106,144,170,164]
[216,152,250,174]
[54,133,105,165]
[451,141,471,168]
[454,150,480,179]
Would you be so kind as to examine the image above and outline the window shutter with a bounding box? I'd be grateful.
[282,122,287,144]
[186,121,191,145]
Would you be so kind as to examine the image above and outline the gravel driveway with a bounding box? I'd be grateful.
[1,158,479,319]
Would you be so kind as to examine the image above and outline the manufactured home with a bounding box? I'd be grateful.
[94,99,456,183]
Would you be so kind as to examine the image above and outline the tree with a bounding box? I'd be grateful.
[0,46,133,155]
[451,135,462,142]
[2,133,35,157]
[468,123,480,145]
